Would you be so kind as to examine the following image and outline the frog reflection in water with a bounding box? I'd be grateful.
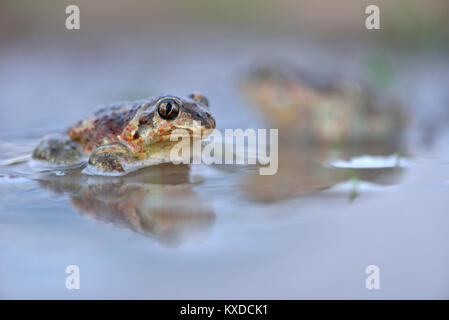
[37,164,215,247]
[32,92,215,174]
[240,62,408,202]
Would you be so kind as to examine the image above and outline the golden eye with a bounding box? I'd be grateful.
[157,98,180,120]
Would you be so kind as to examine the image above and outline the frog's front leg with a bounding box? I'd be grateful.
[33,134,83,165]
[88,142,139,173]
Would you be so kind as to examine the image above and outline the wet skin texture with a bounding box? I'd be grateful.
[32,92,215,173]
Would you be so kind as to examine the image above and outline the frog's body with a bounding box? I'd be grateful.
[32,93,215,173]
[244,63,408,146]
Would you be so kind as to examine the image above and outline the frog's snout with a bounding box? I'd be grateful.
[194,110,215,130]
[204,113,216,130]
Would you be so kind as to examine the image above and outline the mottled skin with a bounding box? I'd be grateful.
[243,63,408,146]
[33,92,215,173]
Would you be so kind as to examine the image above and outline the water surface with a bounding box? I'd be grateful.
[1,38,448,299]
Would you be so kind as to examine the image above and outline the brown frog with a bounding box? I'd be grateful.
[32,93,215,174]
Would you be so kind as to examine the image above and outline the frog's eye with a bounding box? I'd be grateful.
[157,98,181,120]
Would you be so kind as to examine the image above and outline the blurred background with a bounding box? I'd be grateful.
[1,0,448,134]
[1,0,449,299]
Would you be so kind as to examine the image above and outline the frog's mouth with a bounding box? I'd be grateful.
[172,117,216,139]
[202,117,216,136]
[168,126,215,141]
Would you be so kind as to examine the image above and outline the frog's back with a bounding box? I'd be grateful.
[68,98,150,153]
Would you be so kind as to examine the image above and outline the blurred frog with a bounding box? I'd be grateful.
[36,164,215,247]
[239,61,407,202]
[243,62,408,148]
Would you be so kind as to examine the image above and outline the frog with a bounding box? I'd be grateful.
[32,92,216,174]
[242,62,408,148]
[238,62,407,202]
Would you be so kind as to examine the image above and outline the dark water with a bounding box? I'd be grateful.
[1,38,448,298]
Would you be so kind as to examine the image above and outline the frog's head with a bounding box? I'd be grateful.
[138,93,216,144]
